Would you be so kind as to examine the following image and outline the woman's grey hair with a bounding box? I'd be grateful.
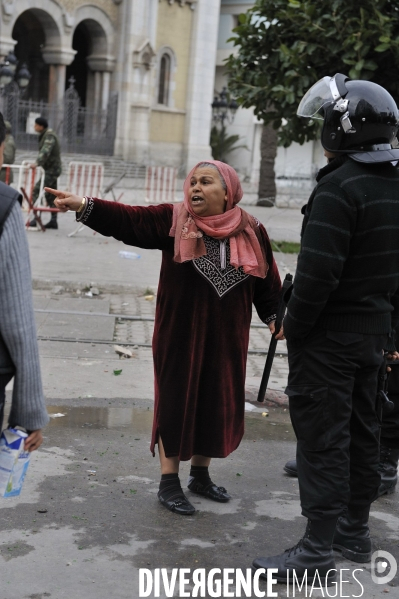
[196,162,227,191]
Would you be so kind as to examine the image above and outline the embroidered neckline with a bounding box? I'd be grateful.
[192,235,249,298]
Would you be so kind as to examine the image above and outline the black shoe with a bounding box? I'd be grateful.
[157,489,195,515]
[44,219,58,230]
[333,506,371,563]
[187,476,231,502]
[284,459,298,477]
[252,519,337,584]
[378,446,399,497]
[28,219,37,227]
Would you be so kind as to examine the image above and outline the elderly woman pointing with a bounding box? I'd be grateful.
[46,161,281,516]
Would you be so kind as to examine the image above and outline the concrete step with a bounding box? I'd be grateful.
[15,150,147,181]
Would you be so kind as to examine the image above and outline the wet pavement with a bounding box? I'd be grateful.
[0,400,397,598]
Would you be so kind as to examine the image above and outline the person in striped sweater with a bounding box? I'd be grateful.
[253,75,399,585]
[0,112,49,450]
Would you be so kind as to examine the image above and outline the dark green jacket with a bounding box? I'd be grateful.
[36,128,62,177]
[284,156,399,340]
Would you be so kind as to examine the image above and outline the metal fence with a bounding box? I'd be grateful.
[0,79,118,156]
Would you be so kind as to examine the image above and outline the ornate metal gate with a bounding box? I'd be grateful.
[0,78,118,155]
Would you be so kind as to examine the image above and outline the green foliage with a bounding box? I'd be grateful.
[210,125,248,162]
[226,0,399,147]
[270,240,301,254]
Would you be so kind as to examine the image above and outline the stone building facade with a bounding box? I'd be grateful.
[0,0,220,172]
[0,0,324,187]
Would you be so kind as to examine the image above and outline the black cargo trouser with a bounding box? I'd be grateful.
[286,329,387,520]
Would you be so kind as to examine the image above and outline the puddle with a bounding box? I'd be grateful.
[44,405,296,442]
[46,405,153,434]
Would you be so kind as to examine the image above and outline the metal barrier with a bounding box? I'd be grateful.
[21,161,46,207]
[19,162,59,231]
[1,165,12,186]
[67,162,104,197]
[145,166,178,203]
[2,163,45,208]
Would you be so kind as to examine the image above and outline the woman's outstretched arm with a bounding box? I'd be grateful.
[45,187,174,250]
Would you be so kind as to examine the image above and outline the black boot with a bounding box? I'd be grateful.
[45,213,58,230]
[333,506,371,563]
[252,518,337,584]
[284,459,298,477]
[378,446,399,496]
[28,218,37,227]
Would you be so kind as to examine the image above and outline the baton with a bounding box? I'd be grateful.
[377,354,396,442]
[257,273,293,403]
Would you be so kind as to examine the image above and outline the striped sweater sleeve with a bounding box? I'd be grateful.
[0,203,49,430]
[284,180,356,340]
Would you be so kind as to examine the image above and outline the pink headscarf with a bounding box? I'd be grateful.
[169,160,268,278]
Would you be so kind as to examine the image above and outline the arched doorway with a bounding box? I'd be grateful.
[66,22,90,106]
[12,10,53,101]
[66,19,108,110]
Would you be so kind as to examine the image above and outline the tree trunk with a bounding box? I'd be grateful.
[257,122,278,207]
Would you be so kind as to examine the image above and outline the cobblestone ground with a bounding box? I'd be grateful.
[110,291,290,391]
[32,246,297,398]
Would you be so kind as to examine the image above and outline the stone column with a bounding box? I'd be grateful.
[48,64,67,104]
[42,48,76,104]
[93,71,102,113]
[114,0,154,161]
[148,0,159,47]
[87,55,116,112]
[101,71,111,111]
[113,0,132,158]
[183,0,221,173]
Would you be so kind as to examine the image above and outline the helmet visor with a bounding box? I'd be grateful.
[297,77,334,119]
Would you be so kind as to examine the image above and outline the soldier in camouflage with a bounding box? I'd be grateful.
[29,117,62,229]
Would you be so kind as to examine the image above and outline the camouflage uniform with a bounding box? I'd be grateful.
[0,133,16,185]
[32,128,62,207]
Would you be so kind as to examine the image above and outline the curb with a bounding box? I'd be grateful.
[245,385,288,408]
[32,279,154,294]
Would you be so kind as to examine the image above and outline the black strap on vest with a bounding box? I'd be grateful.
[0,182,22,238]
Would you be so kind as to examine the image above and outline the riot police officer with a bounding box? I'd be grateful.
[253,74,399,584]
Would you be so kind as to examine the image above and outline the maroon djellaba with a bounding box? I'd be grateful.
[78,199,280,458]
[49,159,281,515]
